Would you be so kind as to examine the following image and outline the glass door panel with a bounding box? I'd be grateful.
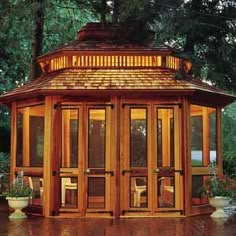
[122,107,149,214]
[157,176,174,208]
[157,108,174,167]
[85,107,112,214]
[88,177,105,209]
[130,108,147,167]
[130,176,148,208]
[88,109,105,168]
[130,108,148,208]
[61,177,78,208]
[154,106,181,212]
[60,108,79,210]
[61,109,79,168]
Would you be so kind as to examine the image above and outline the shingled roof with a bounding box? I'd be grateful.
[0,68,234,104]
[0,22,235,106]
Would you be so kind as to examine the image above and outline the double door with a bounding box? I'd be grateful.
[52,102,182,217]
[121,104,182,216]
[52,103,113,216]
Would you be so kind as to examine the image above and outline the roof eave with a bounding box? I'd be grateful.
[0,88,196,105]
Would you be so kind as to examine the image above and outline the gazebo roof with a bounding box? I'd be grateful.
[0,22,235,106]
[0,68,234,106]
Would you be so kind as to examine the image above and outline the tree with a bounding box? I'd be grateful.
[151,0,236,90]
[222,101,236,177]
[30,0,45,80]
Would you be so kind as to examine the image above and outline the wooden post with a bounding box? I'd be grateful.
[111,96,121,217]
[23,107,30,166]
[216,107,223,173]
[182,98,191,216]
[10,102,17,181]
[43,96,53,217]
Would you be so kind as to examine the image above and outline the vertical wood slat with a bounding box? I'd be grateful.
[47,54,176,71]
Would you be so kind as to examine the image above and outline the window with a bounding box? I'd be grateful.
[16,104,45,167]
[130,108,147,167]
[191,115,203,166]
[88,109,106,168]
[61,109,79,168]
[190,104,218,207]
[157,108,174,167]
[190,105,216,166]
[16,111,23,167]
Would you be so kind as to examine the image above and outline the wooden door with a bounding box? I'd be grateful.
[120,104,182,217]
[153,105,183,215]
[84,106,113,216]
[121,105,152,216]
[54,104,113,216]
[59,105,82,213]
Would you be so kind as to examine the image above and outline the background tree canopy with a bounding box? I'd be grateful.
[0,0,235,172]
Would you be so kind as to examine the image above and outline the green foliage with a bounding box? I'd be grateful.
[151,0,236,90]
[205,162,236,199]
[0,0,235,177]
[0,152,10,174]
[44,0,96,52]
[0,152,10,196]
[1,172,33,198]
[222,101,236,177]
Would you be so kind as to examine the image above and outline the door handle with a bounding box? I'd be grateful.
[153,168,160,174]
[105,170,114,176]
[83,169,91,175]
[84,169,114,176]
[60,171,73,174]
[122,169,132,175]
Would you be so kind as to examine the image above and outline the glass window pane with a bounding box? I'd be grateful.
[157,176,174,208]
[157,108,174,167]
[130,108,147,167]
[70,119,78,167]
[16,110,23,167]
[157,119,162,166]
[191,116,203,166]
[210,111,216,163]
[88,109,106,168]
[88,177,105,209]
[61,177,78,208]
[30,116,44,167]
[61,110,79,168]
[192,175,208,206]
[130,176,147,208]
[27,176,43,206]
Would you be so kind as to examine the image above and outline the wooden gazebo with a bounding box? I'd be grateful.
[0,22,235,218]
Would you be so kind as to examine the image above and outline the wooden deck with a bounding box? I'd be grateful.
[0,199,235,236]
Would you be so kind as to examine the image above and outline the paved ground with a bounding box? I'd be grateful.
[0,200,236,236]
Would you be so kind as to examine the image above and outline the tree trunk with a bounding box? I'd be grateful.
[184,33,194,53]
[100,0,107,27]
[30,0,44,81]
[184,0,202,54]
[112,0,120,23]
